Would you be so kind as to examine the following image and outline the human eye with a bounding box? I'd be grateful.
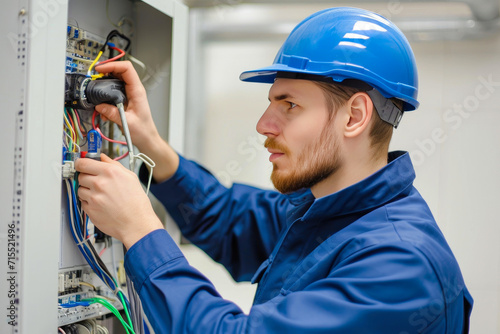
[288,102,297,109]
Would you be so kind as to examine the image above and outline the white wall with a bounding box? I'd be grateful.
[185,3,500,332]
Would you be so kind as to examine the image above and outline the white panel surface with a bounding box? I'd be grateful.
[0,0,188,333]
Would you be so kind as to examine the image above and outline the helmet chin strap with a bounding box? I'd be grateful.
[366,89,404,128]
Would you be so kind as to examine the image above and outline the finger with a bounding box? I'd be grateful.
[77,186,91,203]
[95,104,121,126]
[75,157,103,175]
[95,61,141,87]
[100,153,124,167]
[77,173,93,189]
[100,153,114,163]
[80,200,91,216]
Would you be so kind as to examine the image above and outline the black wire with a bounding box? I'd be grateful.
[99,29,131,54]
[63,324,76,334]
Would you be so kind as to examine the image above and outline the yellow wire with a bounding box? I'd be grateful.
[79,281,96,290]
[91,73,105,80]
[63,114,72,142]
[87,50,103,77]
[63,113,76,152]
[69,108,83,144]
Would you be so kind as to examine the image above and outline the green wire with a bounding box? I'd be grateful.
[96,297,135,334]
[83,298,136,334]
[118,290,135,331]
[69,107,82,146]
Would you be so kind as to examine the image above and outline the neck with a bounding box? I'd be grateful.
[310,152,388,199]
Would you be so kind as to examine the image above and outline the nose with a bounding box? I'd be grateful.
[256,104,280,138]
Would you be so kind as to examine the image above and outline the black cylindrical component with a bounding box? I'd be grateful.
[86,78,126,106]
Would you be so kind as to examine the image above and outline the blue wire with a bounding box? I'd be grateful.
[59,301,92,308]
[66,182,110,286]
[65,190,104,282]
[68,182,117,290]
[65,180,134,323]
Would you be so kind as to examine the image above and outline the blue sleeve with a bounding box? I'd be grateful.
[146,155,291,281]
[125,229,457,334]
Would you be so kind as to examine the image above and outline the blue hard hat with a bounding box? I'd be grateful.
[240,7,419,111]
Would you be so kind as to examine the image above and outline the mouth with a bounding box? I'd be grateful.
[267,149,284,162]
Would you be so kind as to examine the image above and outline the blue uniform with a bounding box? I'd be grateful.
[126,151,472,333]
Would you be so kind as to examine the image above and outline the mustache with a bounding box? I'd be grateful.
[264,138,290,155]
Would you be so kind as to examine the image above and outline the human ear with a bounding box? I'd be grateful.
[344,92,373,138]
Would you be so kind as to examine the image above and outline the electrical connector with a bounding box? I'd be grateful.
[64,73,126,110]
[62,161,76,179]
[58,274,65,294]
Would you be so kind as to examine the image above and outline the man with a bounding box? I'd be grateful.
[76,7,472,333]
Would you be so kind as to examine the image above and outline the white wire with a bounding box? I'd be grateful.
[105,0,120,28]
[113,104,155,334]
[117,103,135,171]
[65,179,134,334]
[68,103,153,334]
[126,54,148,81]
[65,180,118,295]
[135,152,155,195]
[96,325,109,334]
[115,104,156,196]
[110,238,119,282]
[63,132,81,153]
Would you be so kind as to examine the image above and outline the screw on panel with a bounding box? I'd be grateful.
[19,8,26,16]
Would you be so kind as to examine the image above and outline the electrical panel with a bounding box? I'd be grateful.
[0,0,188,333]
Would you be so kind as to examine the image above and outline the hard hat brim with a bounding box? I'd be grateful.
[240,65,419,111]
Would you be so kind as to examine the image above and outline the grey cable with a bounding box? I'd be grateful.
[117,103,135,170]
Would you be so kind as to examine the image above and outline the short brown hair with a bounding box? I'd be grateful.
[312,81,399,156]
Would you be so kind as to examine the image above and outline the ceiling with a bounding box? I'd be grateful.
[183,0,500,41]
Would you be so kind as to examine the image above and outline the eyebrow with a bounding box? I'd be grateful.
[268,93,295,102]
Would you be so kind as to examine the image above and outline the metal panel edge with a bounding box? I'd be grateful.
[20,0,68,333]
[169,1,188,153]
[140,0,175,17]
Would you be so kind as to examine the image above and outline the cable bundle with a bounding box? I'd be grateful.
[87,30,128,78]
[63,107,135,333]
[63,179,135,334]
[62,29,155,333]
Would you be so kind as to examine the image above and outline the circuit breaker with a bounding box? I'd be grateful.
[0,0,188,333]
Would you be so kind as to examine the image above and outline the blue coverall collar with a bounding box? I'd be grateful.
[285,151,415,221]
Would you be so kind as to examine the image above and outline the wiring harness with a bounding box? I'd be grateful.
[62,32,155,334]
[63,177,135,334]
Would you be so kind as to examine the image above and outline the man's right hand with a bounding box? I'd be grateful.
[94,61,179,183]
